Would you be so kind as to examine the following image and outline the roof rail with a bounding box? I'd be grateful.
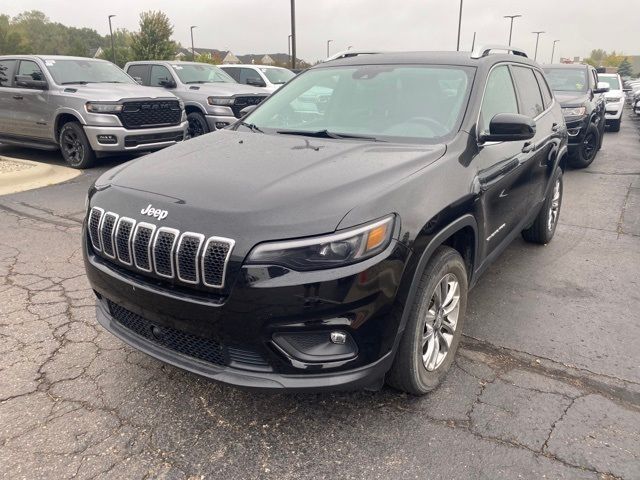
[323,50,382,62]
[471,45,528,59]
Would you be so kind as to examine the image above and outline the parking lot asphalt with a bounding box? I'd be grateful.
[1,113,639,479]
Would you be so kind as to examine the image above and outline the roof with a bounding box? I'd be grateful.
[0,54,110,62]
[320,51,539,68]
[219,64,289,70]
[542,63,590,69]
[126,60,224,68]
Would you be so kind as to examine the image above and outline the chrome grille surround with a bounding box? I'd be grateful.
[87,207,234,289]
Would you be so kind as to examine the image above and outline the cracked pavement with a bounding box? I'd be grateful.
[1,113,640,479]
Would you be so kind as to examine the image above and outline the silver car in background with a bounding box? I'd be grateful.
[0,55,188,168]
[124,61,269,137]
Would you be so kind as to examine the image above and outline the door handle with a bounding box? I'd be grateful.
[13,95,24,100]
[522,141,535,153]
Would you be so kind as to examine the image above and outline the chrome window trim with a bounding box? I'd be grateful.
[201,236,235,289]
[175,232,205,285]
[152,226,180,279]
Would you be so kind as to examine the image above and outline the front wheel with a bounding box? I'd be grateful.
[187,111,210,138]
[386,246,468,395]
[568,123,598,168]
[59,122,96,169]
[522,168,563,244]
[609,119,621,132]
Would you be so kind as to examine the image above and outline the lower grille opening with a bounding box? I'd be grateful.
[107,300,270,370]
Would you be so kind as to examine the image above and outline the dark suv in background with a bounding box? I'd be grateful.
[544,63,609,168]
[84,46,568,395]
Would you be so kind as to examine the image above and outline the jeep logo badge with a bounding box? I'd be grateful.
[140,204,168,220]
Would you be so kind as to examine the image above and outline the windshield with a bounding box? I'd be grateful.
[44,59,134,85]
[244,65,474,143]
[544,68,588,92]
[599,75,621,90]
[171,64,235,84]
[261,67,295,84]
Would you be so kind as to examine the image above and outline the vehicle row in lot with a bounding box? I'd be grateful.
[84,46,570,395]
[625,78,640,115]
[0,55,278,168]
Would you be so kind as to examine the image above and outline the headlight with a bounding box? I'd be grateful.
[246,215,395,271]
[178,100,185,110]
[606,97,622,103]
[562,106,586,117]
[85,102,123,114]
[208,97,235,106]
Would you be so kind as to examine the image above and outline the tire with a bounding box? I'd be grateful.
[187,111,210,138]
[386,246,468,395]
[610,119,621,132]
[522,168,563,244]
[568,123,598,168]
[59,122,96,169]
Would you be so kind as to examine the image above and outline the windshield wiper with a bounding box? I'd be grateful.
[61,81,94,85]
[237,121,264,133]
[276,129,381,141]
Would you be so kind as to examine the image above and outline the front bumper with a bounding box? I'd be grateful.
[205,114,237,131]
[605,102,624,121]
[84,121,189,152]
[84,233,410,391]
[564,115,590,150]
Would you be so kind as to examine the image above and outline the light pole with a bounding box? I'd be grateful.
[471,31,476,51]
[108,15,116,65]
[190,26,197,61]
[456,0,463,51]
[327,40,333,58]
[532,31,545,61]
[503,15,522,46]
[288,34,292,64]
[290,0,296,69]
[551,39,559,63]
[347,45,353,50]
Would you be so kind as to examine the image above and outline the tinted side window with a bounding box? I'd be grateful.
[239,68,261,84]
[511,66,544,117]
[127,65,149,85]
[480,65,519,130]
[150,65,173,87]
[534,70,553,108]
[17,60,45,81]
[0,60,16,87]
[222,67,240,82]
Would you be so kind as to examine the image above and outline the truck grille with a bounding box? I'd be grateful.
[120,100,182,129]
[89,207,234,289]
[231,95,268,118]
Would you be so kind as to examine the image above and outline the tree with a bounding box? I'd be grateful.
[99,29,134,67]
[0,14,24,54]
[195,52,222,65]
[131,11,177,61]
[618,58,632,77]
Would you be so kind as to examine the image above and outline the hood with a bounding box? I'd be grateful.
[181,82,268,97]
[60,82,179,102]
[553,91,590,107]
[604,89,623,99]
[93,130,446,252]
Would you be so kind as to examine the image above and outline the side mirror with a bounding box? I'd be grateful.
[246,77,266,88]
[15,75,48,90]
[133,76,143,85]
[239,105,258,117]
[480,113,536,143]
[159,79,177,89]
[594,82,610,94]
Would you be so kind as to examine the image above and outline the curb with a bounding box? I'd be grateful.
[0,157,81,196]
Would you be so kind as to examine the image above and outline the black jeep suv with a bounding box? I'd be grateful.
[543,63,608,168]
[84,46,568,395]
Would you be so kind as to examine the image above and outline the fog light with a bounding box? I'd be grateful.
[97,134,117,144]
[330,331,347,344]
[215,122,230,129]
[567,128,581,137]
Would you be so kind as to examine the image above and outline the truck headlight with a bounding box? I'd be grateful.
[208,97,235,106]
[85,102,123,114]
[561,106,586,117]
[246,215,395,271]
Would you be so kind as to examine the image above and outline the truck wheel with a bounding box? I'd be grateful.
[522,168,563,244]
[187,111,210,138]
[610,119,621,132]
[59,122,96,169]
[568,123,598,169]
[386,246,467,395]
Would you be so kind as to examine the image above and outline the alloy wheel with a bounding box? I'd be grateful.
[188,117,206,138]
[61,130,84,166]
[581,132,597,160]
[547,178,561,231]
[422,273,461,371]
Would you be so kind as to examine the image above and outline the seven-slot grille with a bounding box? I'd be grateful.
[88,207,233,289]
[120,100,182,129]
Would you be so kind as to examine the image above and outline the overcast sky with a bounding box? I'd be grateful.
[4,0,638,62]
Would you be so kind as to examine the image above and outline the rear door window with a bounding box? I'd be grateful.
[511,66,544,117]
[222,67,240,82]
[239,68,260,84]
[0,60,16,87]
[534,70,553,109]
[127,64,150,85]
